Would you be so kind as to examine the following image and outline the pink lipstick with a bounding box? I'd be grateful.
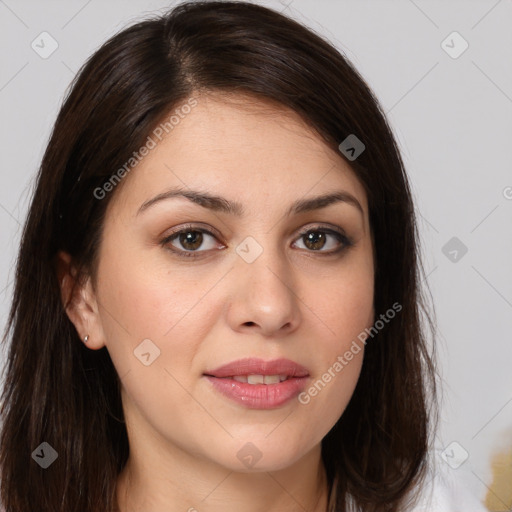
[203,357,310,409]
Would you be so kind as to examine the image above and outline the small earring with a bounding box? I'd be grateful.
[84,335,89,343]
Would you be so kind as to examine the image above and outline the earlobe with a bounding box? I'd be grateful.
[55,250,106,350]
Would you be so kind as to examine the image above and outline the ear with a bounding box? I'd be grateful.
[56,251,106,350]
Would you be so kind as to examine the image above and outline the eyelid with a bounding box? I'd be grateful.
[163,222,223,242]
[296,223,348,239]
[160,223,224,256]
[293,224,353,253]
[160,222,353,257]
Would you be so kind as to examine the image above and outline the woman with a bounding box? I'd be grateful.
[0,1,487,511]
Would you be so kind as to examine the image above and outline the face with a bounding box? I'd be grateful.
[63,93,374,473]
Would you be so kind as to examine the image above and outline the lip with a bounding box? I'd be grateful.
[203,358,310,409]
[204,357,310,378]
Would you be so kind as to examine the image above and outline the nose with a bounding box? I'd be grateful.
[226,244,301,338]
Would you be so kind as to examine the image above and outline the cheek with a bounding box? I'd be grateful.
[314,265,374,350]
[296,284,370,441]
[299,260,373,420]
[95,253,219,429]
[95,239,226,383]
[97,233,209,336]
[293,343,364,451]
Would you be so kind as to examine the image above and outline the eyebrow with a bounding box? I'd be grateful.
[136,186,364,217]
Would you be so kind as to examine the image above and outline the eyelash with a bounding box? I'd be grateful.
[160,223,354,259]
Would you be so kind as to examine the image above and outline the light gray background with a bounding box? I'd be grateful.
[1,0,511,508]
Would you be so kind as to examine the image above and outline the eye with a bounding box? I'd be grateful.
[293,227,353,254]
[160,224,353,259]
[161,225,224,257]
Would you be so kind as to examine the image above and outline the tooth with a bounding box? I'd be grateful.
[247,374,264,384]
[234,374,289,385]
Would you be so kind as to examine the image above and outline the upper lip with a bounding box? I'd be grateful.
[204,358,310,378]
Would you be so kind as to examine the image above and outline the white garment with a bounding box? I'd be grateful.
[408,451,490,511]
[342,450,490,512]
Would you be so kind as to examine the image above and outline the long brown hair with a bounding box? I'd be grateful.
[0,2,438,510]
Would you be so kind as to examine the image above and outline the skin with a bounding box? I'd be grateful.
[58,92,375,512]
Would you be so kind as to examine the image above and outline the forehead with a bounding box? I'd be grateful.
[107,92,369,217]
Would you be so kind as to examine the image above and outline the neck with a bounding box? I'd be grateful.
[116,440,330,512]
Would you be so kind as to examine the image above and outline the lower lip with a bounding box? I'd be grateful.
[204,376,309,409]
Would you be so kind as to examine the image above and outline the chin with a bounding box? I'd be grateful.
[207,436,313,473]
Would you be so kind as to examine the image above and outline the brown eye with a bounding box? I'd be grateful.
[177,230,204,251]
[293,227,353,254]
[302,231,327,251]
[161,227,222,257]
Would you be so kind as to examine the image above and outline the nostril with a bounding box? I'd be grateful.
[244,322,256,326]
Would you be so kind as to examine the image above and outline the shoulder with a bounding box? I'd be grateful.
[407,450,489,512]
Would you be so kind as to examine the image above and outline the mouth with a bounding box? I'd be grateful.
[226,374,290,384]
[203,358,310,409]
[204,357,310,379]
